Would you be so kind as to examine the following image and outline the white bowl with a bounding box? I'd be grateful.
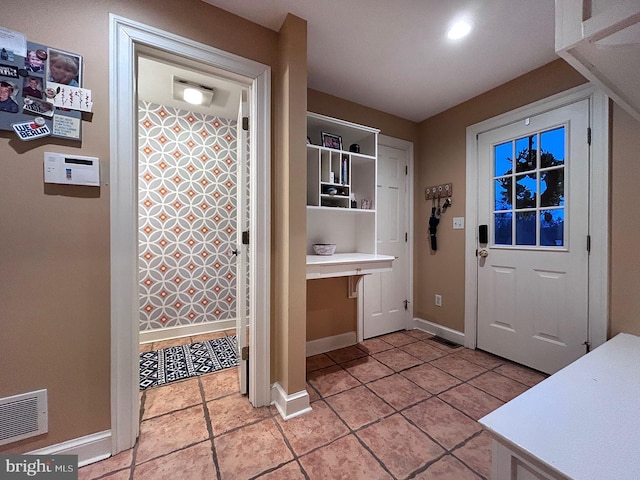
[313,243,336,255]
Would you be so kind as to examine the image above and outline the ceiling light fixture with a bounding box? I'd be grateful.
[447,20,473,40]
[172,77,215,107]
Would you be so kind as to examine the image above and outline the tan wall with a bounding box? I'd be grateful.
[415,59,587,332]
[305,90,419,341]
[1,0,278,453]
[272,14,308,394]
[609,104,640,336]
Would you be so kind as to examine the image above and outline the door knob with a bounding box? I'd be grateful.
[478,249,489,258]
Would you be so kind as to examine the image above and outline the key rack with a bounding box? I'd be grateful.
[424,183,452,200]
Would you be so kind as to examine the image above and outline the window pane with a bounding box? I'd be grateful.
[516,173,537,209]
[540,209,564,246]
[515,135,537,173]
[494,141,512,176]
[516,212,536,245]
[495,178,512,210]
[494,212,512,245]
[540,169,564,207]
[540,127,565,168]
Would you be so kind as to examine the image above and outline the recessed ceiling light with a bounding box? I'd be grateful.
[183,87,203,105]
[447,20,473,40]
[172,77,215,107]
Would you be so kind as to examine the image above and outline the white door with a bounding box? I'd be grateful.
[235,94,249,394]
[476,100,590,374]
[363,143,410,338]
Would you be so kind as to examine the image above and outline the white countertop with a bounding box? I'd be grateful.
[479,333,640,480]
[306,253,394,279]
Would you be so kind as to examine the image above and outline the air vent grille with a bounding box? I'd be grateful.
[0,389,48,446]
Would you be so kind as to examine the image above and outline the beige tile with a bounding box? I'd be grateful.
[78,449,132,480]
[379,331,419,347]
[372,348,422,371]
[215,418,293,479]
[468,371,530,402]
[276,400,349,456]
[299,434,393,480]
[341,356,394,383]
[401,363,462,394]
[153,337,191,350]
[494,362,547,387]
[326,385,394,430]
[357,337,394,354]
[306,382,321,403]
[139,343,154,353]
[405,329,434,340]
[207,393,272,435]
[100,472,131,480]
[357,414,444,479]
[306,353,336,372]
[413,455,482,480]
[430,355,488,381]
[200,367,239,401]
[452,348,505,369]
[257,461,306,479]
[133,441,216,480]
[191,331,226,343]
[136,405,209,464]
[403,397,482,449]
[367,374,430,410]
[142,377,202,419]
[325,345,367,364]
[223,328,236,336]
[439,384,504,420]
[306,365,361,397]
[453,431,493,479]
[400,341,448,362]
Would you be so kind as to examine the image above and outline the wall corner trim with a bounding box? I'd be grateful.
[412,317,465,346]
[271,383,311,420]
[29,430,111,468]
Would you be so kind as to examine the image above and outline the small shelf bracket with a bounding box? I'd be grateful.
[348,274,364,298]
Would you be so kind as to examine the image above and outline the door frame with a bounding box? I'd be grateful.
[464,84,609,352]
[358,134,414,339]
[109,15,271,454]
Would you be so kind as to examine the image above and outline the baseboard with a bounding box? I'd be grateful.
[139,319,236,344]
[29,430,111,467]
[306,331,357,357]
[412,317,465,346]
[270,383,312,420]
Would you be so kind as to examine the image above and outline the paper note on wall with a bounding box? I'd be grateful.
[47,82,93,112]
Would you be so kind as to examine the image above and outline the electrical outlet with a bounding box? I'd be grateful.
[435,294,442,307]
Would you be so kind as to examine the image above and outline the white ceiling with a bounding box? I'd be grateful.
[202,0,559,122]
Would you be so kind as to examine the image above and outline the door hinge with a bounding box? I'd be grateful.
[403,299,410,311]
[405,232,408,242]
[242,230,249,245]
[242,116,249,131]
[587,127,591,145]
[241,345,249,360]
[587,234,591,253]
[583,341,591,353]
[405,165,408,175]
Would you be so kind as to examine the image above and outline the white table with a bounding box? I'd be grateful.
[480,333,640,480]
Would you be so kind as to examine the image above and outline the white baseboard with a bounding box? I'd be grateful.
[270,383,312,420]
[139,319,236,344]
[306,331,357,357]
[412,317,465,346]
[29,430,111,467]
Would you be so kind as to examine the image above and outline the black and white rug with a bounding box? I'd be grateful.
[139,336,239,390]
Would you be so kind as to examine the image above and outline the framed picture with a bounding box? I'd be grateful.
[321,131,342,150]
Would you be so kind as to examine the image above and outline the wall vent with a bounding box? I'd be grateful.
[0,389,48,446]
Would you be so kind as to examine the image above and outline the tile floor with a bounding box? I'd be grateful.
[79,329,546,480]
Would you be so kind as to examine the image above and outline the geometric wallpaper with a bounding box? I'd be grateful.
[138,101,238,332]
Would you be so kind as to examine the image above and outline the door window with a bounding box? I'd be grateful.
[493,126,566,247]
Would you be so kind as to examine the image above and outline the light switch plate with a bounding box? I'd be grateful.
[453,217,465,229]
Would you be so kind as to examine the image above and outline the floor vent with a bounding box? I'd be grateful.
[0,389,48,446]
[430,336,461,348]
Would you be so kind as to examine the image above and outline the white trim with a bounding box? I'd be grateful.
[139,320,235,344]
[306,331,357,357]
[412,317,465,346]
[270,383,312,420]
[29,431,111,468]
[464,84,609,351]
[109,15,271,455]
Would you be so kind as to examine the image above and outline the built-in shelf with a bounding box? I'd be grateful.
[306,253,394,279]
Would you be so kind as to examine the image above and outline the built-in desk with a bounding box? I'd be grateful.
[305,253,394,279]
[479,333,640,480]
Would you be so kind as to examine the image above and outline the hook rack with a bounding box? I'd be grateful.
[424,183,452,200]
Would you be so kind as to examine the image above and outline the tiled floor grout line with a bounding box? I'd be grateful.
[198,376,223,480]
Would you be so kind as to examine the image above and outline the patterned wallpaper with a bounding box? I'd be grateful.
[138,101,239,332]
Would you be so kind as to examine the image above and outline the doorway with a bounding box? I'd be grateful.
[110,15,271,454]
[464,85,609,375]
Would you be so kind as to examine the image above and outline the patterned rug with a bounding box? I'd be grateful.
[139,336,238,390]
